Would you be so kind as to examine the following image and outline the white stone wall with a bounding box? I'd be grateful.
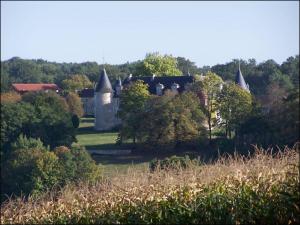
[95,92,117,131]
[81,97,95,116]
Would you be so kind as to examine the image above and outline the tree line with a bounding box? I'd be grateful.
[1,53,298,99]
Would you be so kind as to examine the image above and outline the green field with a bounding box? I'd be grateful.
[75,117,148,176]
[75,117,204,177]
[76,117,119,150]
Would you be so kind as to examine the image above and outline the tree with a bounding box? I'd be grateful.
[190,72,223,141]
[61,74,93,92]
[176,57,200,75]
[1,102,36,153]
[217,82,252,139]
[65,92,84,117]
[1,91,76,150]
[138,92,206,149]
[280,55,299,89]
[267,89,299,146]
[136,52,182,76]
[118,80,150,144]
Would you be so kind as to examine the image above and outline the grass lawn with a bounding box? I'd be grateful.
[75,117,212,177]
[75,117,147,176]
[76,117,122,150]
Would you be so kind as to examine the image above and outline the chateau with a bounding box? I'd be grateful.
[79,69,198,131]
[79,65,249,131]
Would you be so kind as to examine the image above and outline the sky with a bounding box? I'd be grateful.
[1,1,299,67]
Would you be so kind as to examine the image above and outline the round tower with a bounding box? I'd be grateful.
[94,68,114,131]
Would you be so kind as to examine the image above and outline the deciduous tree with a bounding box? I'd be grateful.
[118,80,150,144]
[136,52,182,76]
[61,74,93,92]
[217,82,252,139]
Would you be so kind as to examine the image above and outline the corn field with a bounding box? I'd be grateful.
[1,145,299,224]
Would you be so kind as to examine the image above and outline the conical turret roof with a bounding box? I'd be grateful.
[235,63,249,92]
[95,68,112,93]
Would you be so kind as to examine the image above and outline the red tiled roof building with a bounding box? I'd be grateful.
[12,83,61,94]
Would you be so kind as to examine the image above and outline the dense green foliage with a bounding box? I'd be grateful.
[190,72,223,141]
[1,136,102,200]
[217,82,253,139]
[61,74,93,92]
[1,91,76,152]
[238,89,299,147]
[136,52,182,76]
[138,92,206,149]
[118,80,150,144]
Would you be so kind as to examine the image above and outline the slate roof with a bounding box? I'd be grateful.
[235,64,249,92]
[122,75,194,94]
[79,74,195,98]
[95,68,113,93]
[12,83,60,93]
[78,88,94,98]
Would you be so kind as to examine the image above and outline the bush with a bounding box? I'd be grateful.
[71,114,80,128]
[149,155,200,172]
[54,145,102,184]
[2,147,60,198]
[69,145,103,184]
[11,134,46,151]
[1,136,102,200]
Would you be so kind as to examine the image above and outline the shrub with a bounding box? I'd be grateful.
[1,147,60,198]
[71,114,80,128]
[1,136,102,201]
[54,145,102,184]
[11,134,46,151]
[69,145,103,184]
[149,155,200,172]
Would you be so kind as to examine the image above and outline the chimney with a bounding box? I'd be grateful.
[156,83,164,96]
[152,74,156,81]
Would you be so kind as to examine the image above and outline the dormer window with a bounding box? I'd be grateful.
[156,83,164,96]
[171,83,180,94]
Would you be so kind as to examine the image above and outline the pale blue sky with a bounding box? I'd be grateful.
[1,1,299,67]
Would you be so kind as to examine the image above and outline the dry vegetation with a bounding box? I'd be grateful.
[1,145,299,224]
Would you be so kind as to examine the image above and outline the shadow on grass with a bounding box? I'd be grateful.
[85,143,132,150]
[91,148,217,165]
[80,118,94,123]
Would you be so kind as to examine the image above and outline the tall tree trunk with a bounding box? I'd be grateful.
[208,102,212,142]
[208,116,212,141]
